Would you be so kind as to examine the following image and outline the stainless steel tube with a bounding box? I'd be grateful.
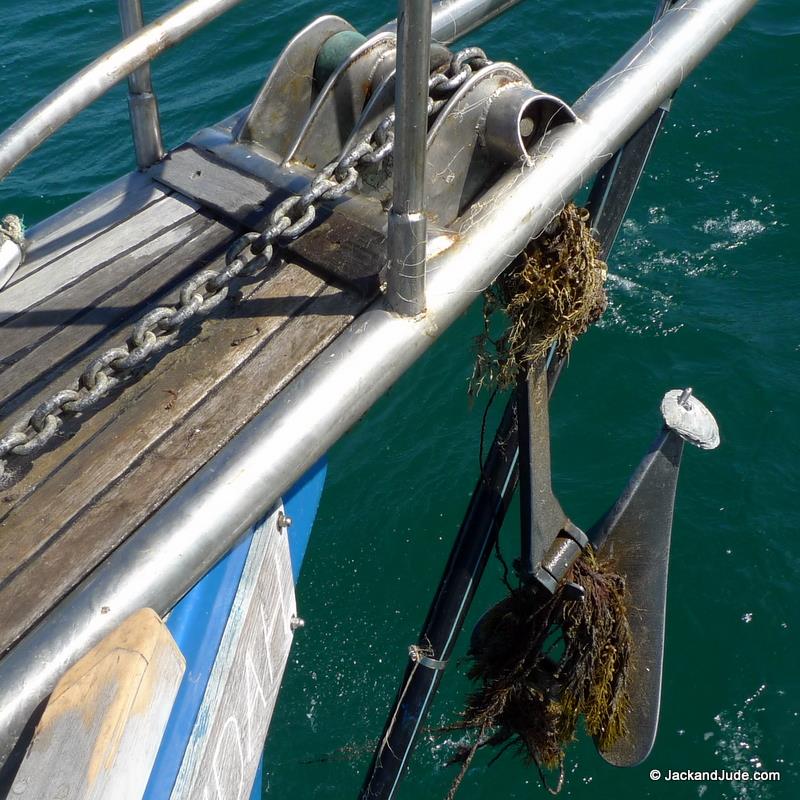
[118,0,155,99]
[0,0,757,769]
[0,0,518,183]
[0,0,245,181]
[387,0,432,316]
[118,0,165,169]
[396,0,523,44]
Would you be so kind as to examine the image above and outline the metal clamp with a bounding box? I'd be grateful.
[530,522,589,596]
[408,645,447,671]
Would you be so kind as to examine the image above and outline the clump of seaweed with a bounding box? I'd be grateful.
[471,203,607,394]
[445,550,632,797]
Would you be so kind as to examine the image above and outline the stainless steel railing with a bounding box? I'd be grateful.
[0,0,523,182]
[118,0,165,170]
[0,0,245,181]
[388,0,433,316]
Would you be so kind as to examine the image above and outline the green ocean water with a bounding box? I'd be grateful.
[1,1,798,798]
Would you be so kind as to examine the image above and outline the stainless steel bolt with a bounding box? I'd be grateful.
[277,511,293,531]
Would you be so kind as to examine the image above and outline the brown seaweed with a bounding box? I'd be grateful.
[446,551,632,797]
[471,203,607,394]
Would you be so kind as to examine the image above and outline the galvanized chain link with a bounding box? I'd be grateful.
[0,48,490,485]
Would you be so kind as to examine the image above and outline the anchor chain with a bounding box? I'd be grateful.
[0,48,490,485]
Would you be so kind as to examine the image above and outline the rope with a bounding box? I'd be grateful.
[0,214,25,249]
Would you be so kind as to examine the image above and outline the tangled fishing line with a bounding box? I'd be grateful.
[442,204,632,797]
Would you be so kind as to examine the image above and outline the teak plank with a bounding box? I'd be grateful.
[0,210,213,363]
[0,193,199,323]
[8,171,168,290]
[8,608,184,800]
[151,145,385,297]
[0,214,225,416]
[0,262,364,654]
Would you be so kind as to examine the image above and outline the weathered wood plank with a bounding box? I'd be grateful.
[170,505,296,800]
[151,145,385,297]
[0,213,226,417]
[7,171,168,290]
[0,258,323,577]
[0,193,199,322]
[9,608,184,800]
[0,210,213,365]
[0,260,364,654]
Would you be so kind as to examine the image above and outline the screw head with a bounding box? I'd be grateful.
[290,616,305,631]
[277,511,293,531]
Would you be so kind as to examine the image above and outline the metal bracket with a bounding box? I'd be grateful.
[346,60,577,224]
[338,42,453,206]
[425,65,575,225]
[189,17,577,293]
[233,15,356,159]
[408,646,447,671]
[285,32,398,168]
[517,361,566,574]
[517,360,590,594]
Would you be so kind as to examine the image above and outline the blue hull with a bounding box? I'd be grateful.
[143,459,327,800]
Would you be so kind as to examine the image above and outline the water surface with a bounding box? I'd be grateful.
[1,1,797,798]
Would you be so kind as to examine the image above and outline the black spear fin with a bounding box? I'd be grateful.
[588,388,719,766]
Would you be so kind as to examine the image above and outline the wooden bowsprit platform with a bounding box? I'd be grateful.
[8,608,185,800]
[0,165,376,657]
